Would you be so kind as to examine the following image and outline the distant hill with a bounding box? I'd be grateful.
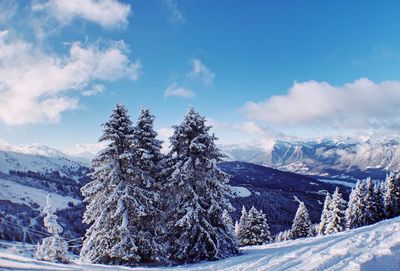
[222,161,350,234]
[222,137,400,181]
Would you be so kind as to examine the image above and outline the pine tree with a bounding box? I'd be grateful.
[131,108,165,263]
[363,178,378,225]
[318,192,332,235]
[36,195,69,263]
[275,229,292,242]
[133,108,163,176]
[222,210,239,249]
[235,206,248,243]
[236,207,272,246]
[325,187,346,234]
[346,180,367,229]
[80,104,161,265]
[248,207,272,245]
[290,201,311,239]
[384,173,400,218]
[163,107,238,264]
[222,210,235,233]
[309,224,318,237]
[374,181,386,221]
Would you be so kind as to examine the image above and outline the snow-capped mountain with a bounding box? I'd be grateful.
[222,137,400,180]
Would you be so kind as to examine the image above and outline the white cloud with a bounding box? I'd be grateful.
[82,84,105,97]
[0,31,140,125]
[189,59,215,85]
[244,78,400,130]
[164,82,195,98]
[162,0,185,25]
[206,117,283,152]
[32,0,131,29]
[62,142,106,159]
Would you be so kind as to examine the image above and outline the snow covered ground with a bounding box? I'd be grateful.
[0,178,80,210]
[1,217,399,271]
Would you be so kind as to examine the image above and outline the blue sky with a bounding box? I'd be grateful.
[1,0,400,154]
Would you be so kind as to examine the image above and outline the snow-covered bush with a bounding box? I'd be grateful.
[36,195,69,263]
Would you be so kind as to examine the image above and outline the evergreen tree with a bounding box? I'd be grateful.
[131,108,166,263]
[363,178,378,225]
[318,192,332,235]
[80,104,161,265]
[325,187,346,234]
[237,207,271,246]
[309,224,318,237]
[384,173,400,218]
[163,107,238,264]
[222,210,238,249]
[248,207,272,245]
[275,229,292,242]
[235,205,250,246]
[290,201,311,239]
[133,108,163,175]
[222,210,235,233]
[36,195,69,263]
[374,181,386,221]
[346,180,367,229]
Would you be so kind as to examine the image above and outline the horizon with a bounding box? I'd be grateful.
[1,0,400,154]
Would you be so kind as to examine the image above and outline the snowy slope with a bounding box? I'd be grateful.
[0,149,84,175]
[0,178,80,210]
[1,217,399,271]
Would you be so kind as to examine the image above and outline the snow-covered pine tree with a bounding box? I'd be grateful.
[248,207,272,245]
[133,108,163,176]
[163,107,238,264]
[384,173,400,218]
[325,187,346,234]
[222,210,235,233]
[80,104,161,265]
[236,206,248,244]
[309,224,318,237]
[363,178,378,225]
[234,221,240,236]
[131,108,166,263]
[221,210,239,249]
[275,229,292,242]
[290,201,311,239]
[36,195,69,263]
[237,207,271,246]
[317,192,332,235]
[346,180,362,229]
[374,181,386,221]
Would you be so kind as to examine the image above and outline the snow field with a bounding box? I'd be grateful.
[1,217,399,271]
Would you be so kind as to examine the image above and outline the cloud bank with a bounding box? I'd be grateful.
[244,78,400,130]
[0,31,140,125]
